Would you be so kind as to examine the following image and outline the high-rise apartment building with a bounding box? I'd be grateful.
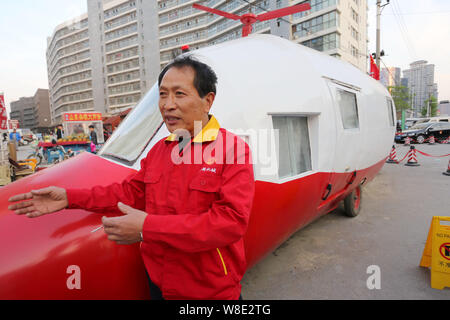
[46,15,91,125]
[46,0,159,125]
[47,0,368,124]
[10,97,35,129]
[158,0,368,71]
[9,89,51,132]
[290,0,368,71]
[403,60,438,117]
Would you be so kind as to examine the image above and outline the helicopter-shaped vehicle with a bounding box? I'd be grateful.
[0,32,395,299]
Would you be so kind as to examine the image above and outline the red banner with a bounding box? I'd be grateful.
[370,55,380,80]
[8,119,19,130]
[0,93,7,131]
[63,112,102,122]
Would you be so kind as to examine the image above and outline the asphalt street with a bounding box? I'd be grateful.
[242,143,450,300]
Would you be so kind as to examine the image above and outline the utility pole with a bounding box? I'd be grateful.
[376,0,381,71]
[376,0,389,71]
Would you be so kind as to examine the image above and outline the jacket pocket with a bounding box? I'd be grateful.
[187,175,222,213]
[189,174,221,192]
[144,171,162,184]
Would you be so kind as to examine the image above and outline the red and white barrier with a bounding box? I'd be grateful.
[404,136,411,146]
[405,146,420,166]
[386,145,399,164]
[444,159,450,176]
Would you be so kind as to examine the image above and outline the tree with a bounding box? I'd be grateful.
[422,95,438,117]
[388,85,412,118]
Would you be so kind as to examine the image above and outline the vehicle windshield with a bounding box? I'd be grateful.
[414,119,430,125]
[409,123,431,130]
[99,84,163,164]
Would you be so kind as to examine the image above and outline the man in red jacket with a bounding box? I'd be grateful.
[8,56,255,300]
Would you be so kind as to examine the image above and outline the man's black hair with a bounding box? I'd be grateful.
[158,55,218,98]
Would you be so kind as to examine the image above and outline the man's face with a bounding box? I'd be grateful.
[159,66,214,136]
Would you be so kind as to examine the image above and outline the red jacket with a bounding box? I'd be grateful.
[67,116,255,299]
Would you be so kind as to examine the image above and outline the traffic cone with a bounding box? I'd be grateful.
[428,135,435,145]
[386,145,399,164]
[404,136,411,146]
[443,159,450,176]
[405,146,420,166]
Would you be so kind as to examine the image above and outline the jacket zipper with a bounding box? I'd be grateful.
[216,248,228,276]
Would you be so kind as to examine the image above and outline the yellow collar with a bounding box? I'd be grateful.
[165,115,221,143]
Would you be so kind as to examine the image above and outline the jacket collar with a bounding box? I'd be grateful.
[165,115,220,143]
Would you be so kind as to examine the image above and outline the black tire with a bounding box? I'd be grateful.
[343,185,362,217]
[416,134,425,144]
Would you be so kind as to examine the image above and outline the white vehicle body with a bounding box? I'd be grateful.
[101,34,396,184]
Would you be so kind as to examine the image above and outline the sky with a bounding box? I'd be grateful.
[367,0,450,102]
[1,0,450,115]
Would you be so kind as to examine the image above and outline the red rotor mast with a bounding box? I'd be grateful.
[193,2,311,37]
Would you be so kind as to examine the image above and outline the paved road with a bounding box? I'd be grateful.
[242,143,450,299]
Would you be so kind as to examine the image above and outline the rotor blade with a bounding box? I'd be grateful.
[192,3,241,20]
[256,3,311,22]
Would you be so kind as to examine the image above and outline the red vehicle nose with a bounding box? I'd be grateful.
[0,152,149,299]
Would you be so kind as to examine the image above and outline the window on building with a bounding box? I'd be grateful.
[351,45,359,58]
[352,8,359,23]
[272,116,312,179]
[337,89,359,129]
[351,26,359,40]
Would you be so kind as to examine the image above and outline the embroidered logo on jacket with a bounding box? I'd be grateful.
[200,167,217,174]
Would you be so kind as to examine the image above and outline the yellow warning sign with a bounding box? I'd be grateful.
[420,216,450,290]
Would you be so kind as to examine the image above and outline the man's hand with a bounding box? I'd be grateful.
[8,187,68,218]
[102,202,148,245]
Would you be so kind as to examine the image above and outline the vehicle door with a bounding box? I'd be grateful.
[323,80,363,200]
[434,123,450,140]
[428,123,441,140]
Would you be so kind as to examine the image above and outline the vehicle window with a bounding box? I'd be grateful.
[429,124,441,131]
[410,123,430,130]
[415,119,430,125]
[272,116,312,179]
[337,89,359,129]
[99,84,163,164]
[386,98,395,127]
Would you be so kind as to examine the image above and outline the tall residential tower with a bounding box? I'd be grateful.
[403,60,438,117]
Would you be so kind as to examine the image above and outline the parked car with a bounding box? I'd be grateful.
[395,122,450,143]
[404,118,423,129]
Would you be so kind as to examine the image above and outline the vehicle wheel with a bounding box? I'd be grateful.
[27,154,42,166]
[416,135,425,144]
[343,185,362,217]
